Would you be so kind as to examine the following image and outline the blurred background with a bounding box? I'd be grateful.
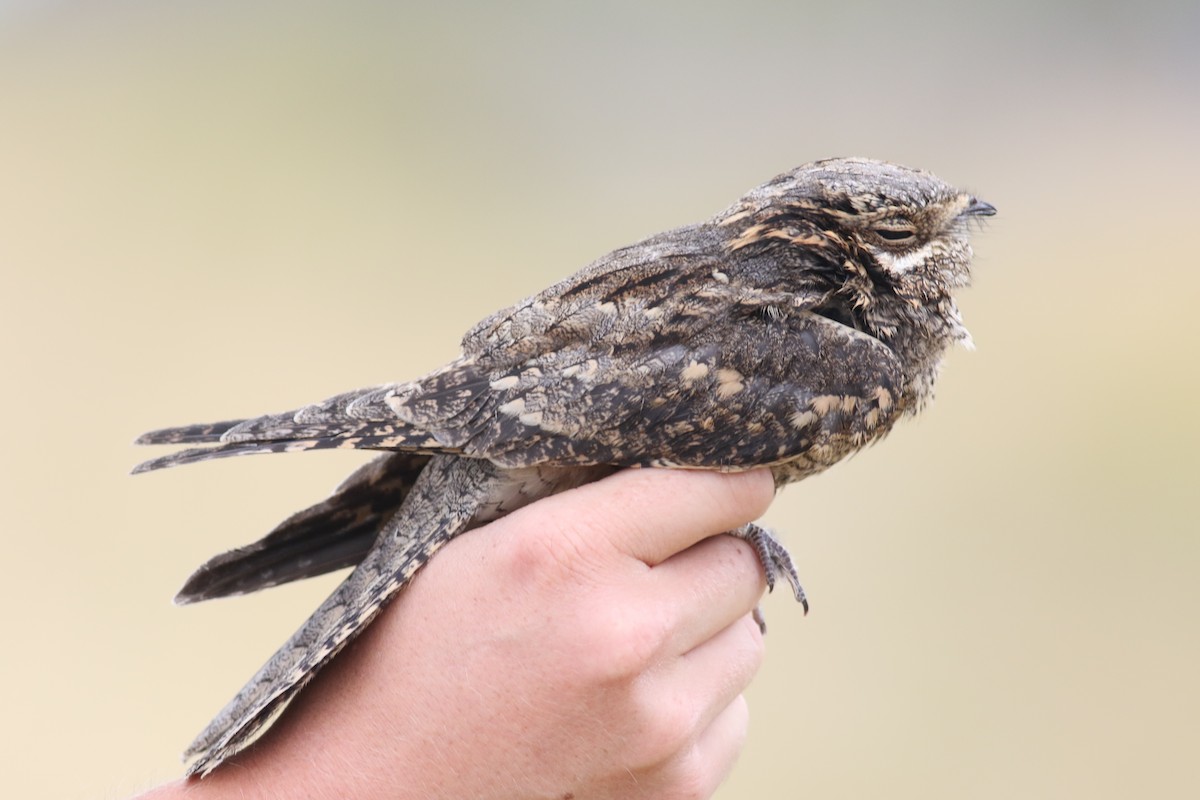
[1,1,1197,797]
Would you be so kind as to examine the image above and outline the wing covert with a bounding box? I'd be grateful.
[389,292,904,474]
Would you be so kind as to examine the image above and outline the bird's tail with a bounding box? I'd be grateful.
[183,455,505,776]
[132,384,457,474]
[174,452,430,603]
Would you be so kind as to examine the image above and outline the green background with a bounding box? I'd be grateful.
[1,1,1197,797]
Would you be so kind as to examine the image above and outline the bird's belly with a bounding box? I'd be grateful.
[471,462,617,525]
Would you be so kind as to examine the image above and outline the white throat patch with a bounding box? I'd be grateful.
[879,241,935,274]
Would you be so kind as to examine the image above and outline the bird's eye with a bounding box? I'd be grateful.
[875,227,915,241]
[872,220,917,242]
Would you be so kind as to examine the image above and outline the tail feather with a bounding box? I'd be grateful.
[221,386,401,443]
[132,384,457,474]
[175,453,428,603]
[132,440,316,474]
[134,419,247,445]
[213,410,311,443]
[132,429,452,474]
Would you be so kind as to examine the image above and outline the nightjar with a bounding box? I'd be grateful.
[134,157,995,775]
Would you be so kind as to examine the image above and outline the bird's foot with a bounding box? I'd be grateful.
[733,523,808,622]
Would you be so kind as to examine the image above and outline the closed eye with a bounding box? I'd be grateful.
[870,217,918,244]
[875,227,915,242]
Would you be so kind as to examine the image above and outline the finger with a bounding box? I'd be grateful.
[684,693,751,797]
[651,534,766,654]
[523,467,775,567]
[633,693,750,800]
[669,613,764,733]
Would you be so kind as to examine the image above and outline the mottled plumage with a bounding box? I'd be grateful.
[135,157,994,775]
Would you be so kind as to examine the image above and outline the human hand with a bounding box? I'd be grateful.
[142,467,776,800]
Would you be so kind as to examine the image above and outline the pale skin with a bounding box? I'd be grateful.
[137,467,776,800]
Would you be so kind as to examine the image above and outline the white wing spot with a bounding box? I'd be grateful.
[790,410,815,429]
[810,395,840,416]
[489,375,520,391]
[715,368,745,399]
[499,398,526,416]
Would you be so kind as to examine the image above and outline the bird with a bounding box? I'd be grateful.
[134,157,995,776]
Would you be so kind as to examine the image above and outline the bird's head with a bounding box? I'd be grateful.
[720,157,995,354]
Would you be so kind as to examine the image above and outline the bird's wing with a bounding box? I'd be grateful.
[131,227,721,473]
[174,452,431,603]
[129,223,810,476]
[392,281,907,471]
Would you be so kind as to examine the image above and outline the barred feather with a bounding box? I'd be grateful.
[175,453,430,603]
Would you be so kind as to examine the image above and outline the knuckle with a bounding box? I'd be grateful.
[583,604,671,682]
[629,689,698,767]
[496,515,598,590]
[658,697,749,799]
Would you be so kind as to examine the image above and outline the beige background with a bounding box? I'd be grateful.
[2,1,1197,797]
